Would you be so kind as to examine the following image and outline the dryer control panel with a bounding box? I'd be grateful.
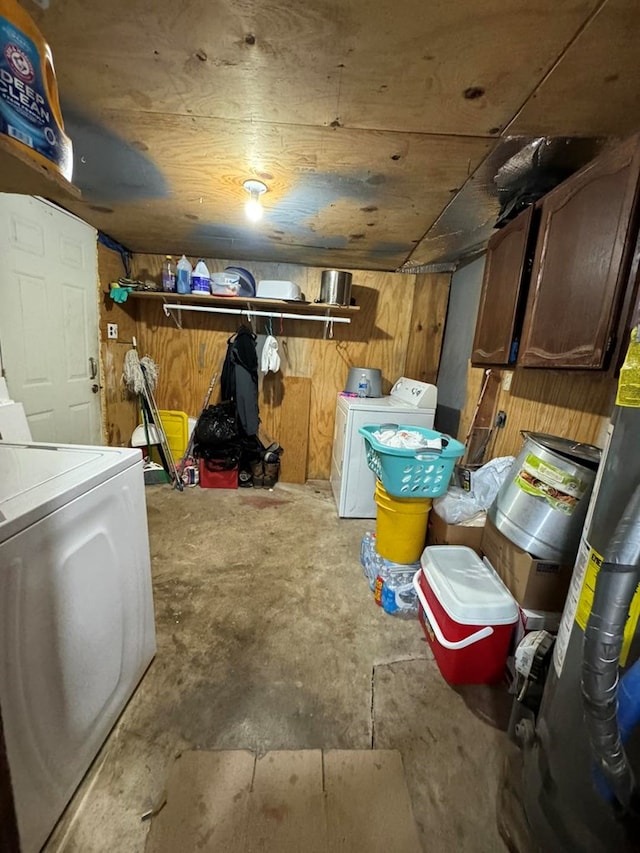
[389,377,437,409]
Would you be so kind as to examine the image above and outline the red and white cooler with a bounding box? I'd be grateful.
[413,545,518,685]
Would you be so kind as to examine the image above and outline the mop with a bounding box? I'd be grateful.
[123,346,183,490]
[123,347,158,395]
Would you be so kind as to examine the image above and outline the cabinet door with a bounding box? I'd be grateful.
[519,136,640,369]
[471,206,534,365]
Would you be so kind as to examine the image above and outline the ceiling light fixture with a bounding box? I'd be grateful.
[243,179,267,223]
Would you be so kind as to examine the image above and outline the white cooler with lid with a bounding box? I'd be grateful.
[413,545,518,684]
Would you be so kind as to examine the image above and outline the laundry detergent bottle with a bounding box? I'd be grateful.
[0,0,73,182]
[191,259,211,294]
[176,254,192,294]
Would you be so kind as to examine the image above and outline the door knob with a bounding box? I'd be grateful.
[91,384,100,394]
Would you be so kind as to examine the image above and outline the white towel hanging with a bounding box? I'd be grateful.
[261,335,281,374]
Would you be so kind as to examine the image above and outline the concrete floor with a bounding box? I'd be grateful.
[45,481,511,852]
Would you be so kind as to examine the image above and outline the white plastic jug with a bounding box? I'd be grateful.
[191,259,210,294]
[176,255,192,294]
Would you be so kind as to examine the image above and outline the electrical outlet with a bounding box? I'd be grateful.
[495,410,507,429]
[502,371,513,392]
[107,323,118,340]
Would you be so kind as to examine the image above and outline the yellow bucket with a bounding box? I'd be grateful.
[374,480,432,564]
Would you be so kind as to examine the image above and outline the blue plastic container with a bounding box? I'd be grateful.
[358,424,464,499]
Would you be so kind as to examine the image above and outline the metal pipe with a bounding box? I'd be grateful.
[582,484,640,809]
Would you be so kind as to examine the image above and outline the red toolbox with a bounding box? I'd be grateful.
[413,545,518,685]
[199,459,238,489]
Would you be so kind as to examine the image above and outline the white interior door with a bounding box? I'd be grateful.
[0,194,101,444]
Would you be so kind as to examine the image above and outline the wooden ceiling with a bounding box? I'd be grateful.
[22,0,640,270]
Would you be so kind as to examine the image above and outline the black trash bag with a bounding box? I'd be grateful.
[194,400,238,447]
[195,438,241,465]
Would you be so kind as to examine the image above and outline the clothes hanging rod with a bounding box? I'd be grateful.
[161,303,351,324]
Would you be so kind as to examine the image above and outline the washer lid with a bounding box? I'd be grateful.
[420,545,518,626]
[0,442,141,543]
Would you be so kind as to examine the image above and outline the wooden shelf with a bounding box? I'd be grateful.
[0,135,80,199]
[127,289,359,317]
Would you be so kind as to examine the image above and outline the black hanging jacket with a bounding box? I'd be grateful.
[221,325,259,436]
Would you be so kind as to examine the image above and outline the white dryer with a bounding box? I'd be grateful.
[330,377,437,518]
[0,442,156,853]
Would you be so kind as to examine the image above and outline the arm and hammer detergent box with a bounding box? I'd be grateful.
[0,0,73,181]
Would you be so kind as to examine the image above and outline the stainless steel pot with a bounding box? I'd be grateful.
[320,270,352,305]
[344,367,382,397]
[488,432,601,562]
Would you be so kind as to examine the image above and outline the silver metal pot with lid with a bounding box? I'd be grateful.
[320,270,353,305]
[344,367,382,398]
[488,431,601,562]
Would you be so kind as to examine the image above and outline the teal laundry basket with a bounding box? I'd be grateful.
[359,425,464,499]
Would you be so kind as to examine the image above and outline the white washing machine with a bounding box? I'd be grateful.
[0,442,156,853]
[330,377,437,518]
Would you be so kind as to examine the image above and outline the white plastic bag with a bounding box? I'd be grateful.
[433,456,515,524]
[470,456,515,507]
[433,487,484,524]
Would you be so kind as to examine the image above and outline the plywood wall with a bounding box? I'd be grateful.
[126,256,450,479]
[403,273,451,385]
[98,244,140,446]
[458,362,616,458]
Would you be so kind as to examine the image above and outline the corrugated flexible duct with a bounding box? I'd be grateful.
[581,484,640,810]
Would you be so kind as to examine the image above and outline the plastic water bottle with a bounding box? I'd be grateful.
[191,258,211,293]
[357,372,369,398]
[176,255,192,294]
[162,255,176,292]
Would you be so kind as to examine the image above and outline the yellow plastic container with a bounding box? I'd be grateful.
[374,480,432,564]
[0,0,73,180]
[146,410,190,463]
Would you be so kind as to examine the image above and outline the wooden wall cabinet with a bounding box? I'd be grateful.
[471,134,640,371]
[471,206,534,365]
[519,135,640,369]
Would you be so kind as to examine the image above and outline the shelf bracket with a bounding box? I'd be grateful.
[323,309,335,340]
[244,302,255,333]
[323,308,341,341]
[163,300,183,330]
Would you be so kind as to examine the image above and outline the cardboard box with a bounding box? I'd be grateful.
[427,510,485,554]
[519,608,561,634]
[513,608,562,649]
[481,518,572,612]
